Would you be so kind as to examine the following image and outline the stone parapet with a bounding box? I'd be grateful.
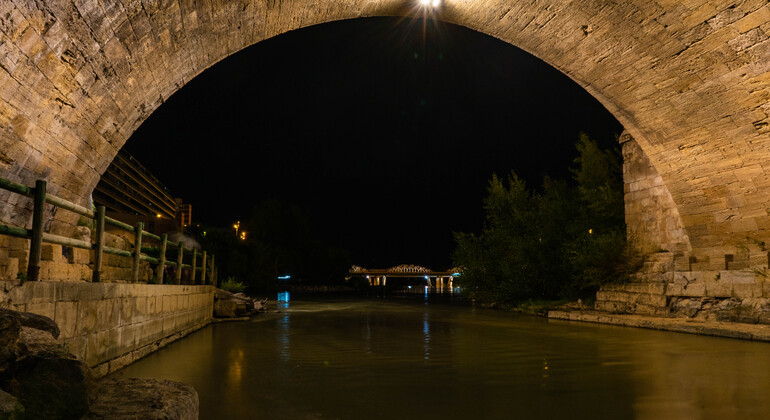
[0,282,214,376]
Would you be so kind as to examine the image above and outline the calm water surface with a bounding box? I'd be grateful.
[112,298,770,419]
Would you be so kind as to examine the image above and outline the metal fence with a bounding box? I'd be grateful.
[0,177,215,285]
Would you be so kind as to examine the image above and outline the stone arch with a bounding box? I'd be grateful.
[0,0,768,269]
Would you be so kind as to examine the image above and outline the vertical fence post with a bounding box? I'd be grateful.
[176,243,184,285]
[27,180,46,282]
[191,248,198,284]
[92,206,105,282]
[201,251,207,285]
[209,254,215,286]
[132,222,143,283]
[156,233,167,284]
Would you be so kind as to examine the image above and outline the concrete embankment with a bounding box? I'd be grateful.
[548,310,770,342]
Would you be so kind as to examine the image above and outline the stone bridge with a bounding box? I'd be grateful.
[0,1,769,317]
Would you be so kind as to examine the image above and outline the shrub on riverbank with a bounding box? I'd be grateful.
[220,277,246,294]
[453,134,639,304]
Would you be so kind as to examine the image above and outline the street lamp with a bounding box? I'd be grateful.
[233,221,240,237]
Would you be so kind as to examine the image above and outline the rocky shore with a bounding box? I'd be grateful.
[0,308,198,419]
[213,289,267,319]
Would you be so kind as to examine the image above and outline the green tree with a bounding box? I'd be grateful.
[453,133,635,304]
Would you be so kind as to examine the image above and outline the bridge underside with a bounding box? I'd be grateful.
[0,1,769,319]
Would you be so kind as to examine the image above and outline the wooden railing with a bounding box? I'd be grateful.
[0,178,215,285]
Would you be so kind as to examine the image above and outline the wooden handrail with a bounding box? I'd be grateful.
[0,177,216,285]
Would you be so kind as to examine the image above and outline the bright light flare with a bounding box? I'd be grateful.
[419,0,441,8]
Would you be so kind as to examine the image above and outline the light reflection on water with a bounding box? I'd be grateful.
[112,299,770,420]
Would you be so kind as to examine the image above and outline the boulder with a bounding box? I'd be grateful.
[0,312,21,367]
[214,290,256,318]
[0,389,23,419]
[0,309,60,339]
[0,327,90,420]
[86,378,198,420]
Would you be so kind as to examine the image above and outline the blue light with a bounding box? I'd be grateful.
[452,273,461,277]
[277,291,290,302]
[424,275,429,280]
[277,275,291,280]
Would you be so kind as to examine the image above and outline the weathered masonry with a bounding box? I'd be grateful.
[0,1,768,318]
[1,281,214,376]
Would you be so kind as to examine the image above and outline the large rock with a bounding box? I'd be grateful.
[86,378,198,420]
[0,327,91,420]
[0,312,21,369]
[0,309,60,339]
[0,389,23,419]
[213,289,256,318]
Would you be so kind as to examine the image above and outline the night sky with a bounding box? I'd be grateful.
[124,17,623,270]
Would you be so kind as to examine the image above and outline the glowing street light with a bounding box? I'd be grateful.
[233,221,240,237]
[239,231,247,240]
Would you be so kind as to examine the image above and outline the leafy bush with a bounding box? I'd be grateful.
[453,134,637,304]
[220,276,246,294]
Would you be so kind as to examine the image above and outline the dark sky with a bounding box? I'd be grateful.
[124,17,623,270]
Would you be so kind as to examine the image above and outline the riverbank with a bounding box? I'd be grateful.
[548,309,770,342]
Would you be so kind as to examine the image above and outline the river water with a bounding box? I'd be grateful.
[112,297,770,419]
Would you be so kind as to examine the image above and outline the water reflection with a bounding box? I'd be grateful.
[112,300,770,420]
[423,311,431,360]
[277,292,291,361]
[227,348,244,386]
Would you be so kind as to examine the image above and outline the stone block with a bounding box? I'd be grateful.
[40,244,63,262]
[94,299,120,332]
[162,314,178,336]
[161,295,172,314]
[76,300,101,335]
[54,301,78,339]
[705,282,733,297]
[148,296,158,315]
[720,270,756,283]
[733,284,757,298]
[63,336,87,361]
[681,283,706,297]
[73,248,90,265]
[85,328,121,366]
[2,258,18,280]
[118,324,137,352]
[144,318,165,343]
[24,302,55,320]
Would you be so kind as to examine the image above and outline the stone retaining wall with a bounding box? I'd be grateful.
[596,252,770,324]
[0,281,214,376]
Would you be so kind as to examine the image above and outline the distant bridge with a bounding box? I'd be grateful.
[348,264,461,290]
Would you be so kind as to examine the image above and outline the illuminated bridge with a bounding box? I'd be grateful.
[348,264,461,291]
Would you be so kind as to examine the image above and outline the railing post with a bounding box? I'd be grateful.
[156,233,167,284]
[201,251,207,285]
[27,180,46,282]
[176,242,184,285]
[191,248,198,284]
[132,222,143,283]
[92,206,105,282]
[209,254,215,286]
